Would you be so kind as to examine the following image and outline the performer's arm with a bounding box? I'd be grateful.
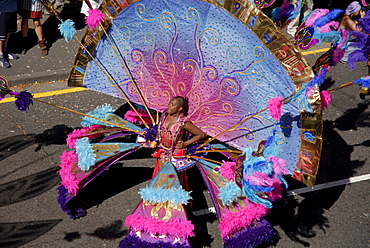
[176,121,206,149]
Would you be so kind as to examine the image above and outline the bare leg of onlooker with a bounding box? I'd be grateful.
[0,34,10,67]
[0,39,4,55]
[21,17,29,54]
[34,18,48,55]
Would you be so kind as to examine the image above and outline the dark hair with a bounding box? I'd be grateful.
[172,96,189,116]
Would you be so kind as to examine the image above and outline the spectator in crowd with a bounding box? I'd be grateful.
[19,0,48,55]
[0,0,19,68]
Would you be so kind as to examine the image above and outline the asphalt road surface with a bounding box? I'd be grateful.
[0,50,369,247]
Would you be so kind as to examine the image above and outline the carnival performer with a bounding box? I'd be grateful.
[340,1,366,63]
[119,96,208,247]
[151,96,206,177]
[119,95,280,248]
[340,1,365,32]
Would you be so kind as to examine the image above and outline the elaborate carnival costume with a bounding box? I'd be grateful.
[1,0,369,246]
[56,0,326,247]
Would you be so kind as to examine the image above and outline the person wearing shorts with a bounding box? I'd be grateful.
[0,0,19,68]
[19,0,48,55]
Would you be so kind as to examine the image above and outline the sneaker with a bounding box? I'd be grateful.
[7,52,19,60]
[0,55,10,68]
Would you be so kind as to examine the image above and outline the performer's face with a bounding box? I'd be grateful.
[167,98,183,115]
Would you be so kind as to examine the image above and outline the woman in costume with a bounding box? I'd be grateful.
[120,95,280,248]
[151,96,206,177]
[340,1,366,63]
[340,1,365,32]
[120,96,207,247]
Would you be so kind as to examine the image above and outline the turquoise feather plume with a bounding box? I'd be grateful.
[76,137,96,171]
[81,104,114,127]
[218,181,242,206]
[58,19,76,42]
[139,186,192,205]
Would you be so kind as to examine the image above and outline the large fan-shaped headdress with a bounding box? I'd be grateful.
[68,0,322,187]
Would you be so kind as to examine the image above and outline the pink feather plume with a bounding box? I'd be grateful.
[125,214,194,238]
[124,109,151,125]
[220,161,237,181]
[218,202,268,237]
[66,125,103,149]
[266,176,284,201]
[268,95,284,121]
[58,150,79,195]
[320,90,331,110]
[268,156,288,175]
[85,9,105,30]
[319,21,340,33]
[244,172,273,186]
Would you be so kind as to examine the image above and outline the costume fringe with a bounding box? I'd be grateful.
[57,184,86,219]
[66,125,103,149]
[139,187,192,205]
[118,232,190,248]
[76,137,96,171]
[218,181,242,206]
[223,219,276,248]
[320,90,331,110]
[125,214,194,238]
[81,104,114,127]
[220,161,237,181]
[58,150,79,195]
[219,202,268,238]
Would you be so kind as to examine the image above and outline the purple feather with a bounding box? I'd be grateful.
[57,184,87,219]
[187,143,200,155]
[118,233,190,248]
[350,31,368,45]
[348,42,365,49]
[223,219,277,248]
[348,50,368,70]
[143,125,158,141]
[14,91,33,112]
[307,67,328,88]
[357,12,370,33]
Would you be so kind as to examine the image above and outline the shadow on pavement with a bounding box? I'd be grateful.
[333,100,370,131]
[34,124,73,151]
[0,219,62,248]
[269,120,361,246]
[87,220,128,239]
[67,165,153,211]
[62,220,128,243]
[0,134,36,162]
[0,166,60,207]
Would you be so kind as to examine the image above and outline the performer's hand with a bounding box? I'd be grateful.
[361,9,366,18]
[150,140,158,148]
[176,140,185,149]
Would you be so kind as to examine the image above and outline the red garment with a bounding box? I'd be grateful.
[19,0,43,19]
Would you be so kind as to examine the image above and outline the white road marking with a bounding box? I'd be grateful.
[192,174,370,216]
[288,174,370,196]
